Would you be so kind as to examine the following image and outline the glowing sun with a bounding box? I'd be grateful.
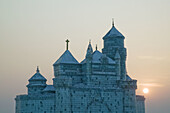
[143,88,149,94]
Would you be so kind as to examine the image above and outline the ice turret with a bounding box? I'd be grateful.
[53,40,81,86]
[27,67,47,95]
[85,41,93,84]
[103,26,124,40]
[53,39,79,65]
[86,41,93,58]
[88,40,93,53]
[102,21,127,80]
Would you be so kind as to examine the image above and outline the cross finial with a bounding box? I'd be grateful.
[96,44,98,50]
[36,66,39,73]
[112,18,114,26]
[66,39,69,50]
[89,39,91,44]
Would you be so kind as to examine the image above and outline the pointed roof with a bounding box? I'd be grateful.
[87,41,93,53]
[86,41,93,58]
[103,25,124,40]
[54,50,79,65]
[92,50,115,64]
[95,44,98,51]
[29,67,47,81]
[81,50,115,64]
[43,85,55,92]
[126,75,132,81]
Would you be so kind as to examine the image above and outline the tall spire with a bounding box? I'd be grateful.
[66,39,69,50]
[89,39,91,44]
[96,44,98,50]
[86,40,93,58]
[87,40,93,53]
[112,18,114,27]
[36,66,40,73]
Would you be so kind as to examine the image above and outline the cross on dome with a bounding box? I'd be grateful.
[112,18,114,26]
[66,39,69,50]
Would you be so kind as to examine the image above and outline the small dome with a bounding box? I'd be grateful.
[29,67,47,81]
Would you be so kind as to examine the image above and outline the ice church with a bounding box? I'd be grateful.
[15,21,145,113]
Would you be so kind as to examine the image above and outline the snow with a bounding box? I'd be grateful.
[54,50,79,65]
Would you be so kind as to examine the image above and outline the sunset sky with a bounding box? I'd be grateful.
[0,0,170,113]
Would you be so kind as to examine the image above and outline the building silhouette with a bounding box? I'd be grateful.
[15,22,145,113]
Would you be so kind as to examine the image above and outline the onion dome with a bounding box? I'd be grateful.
[27,67,47,95]
[53,50,79,65]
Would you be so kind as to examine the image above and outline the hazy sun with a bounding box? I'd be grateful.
[143,88,149,94]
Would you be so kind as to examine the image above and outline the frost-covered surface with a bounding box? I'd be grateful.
[81,50,115,64]
[29,72,47,81]
[103,26,124,39]
[126,75,132,81]
[54,50,79,65]
[73,83,120,89]
[115,50,121,59]
[87,42,93,53]
[15,23,145,113]
[27,84,46,86]
[92,50,115,64]
[136,95,145,113]
[43,85,55,92]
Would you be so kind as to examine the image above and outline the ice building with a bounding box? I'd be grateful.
[15,22,145,113]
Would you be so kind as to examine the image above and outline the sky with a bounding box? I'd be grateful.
[0,0,170,113]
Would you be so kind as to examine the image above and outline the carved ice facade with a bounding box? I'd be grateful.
[15,23,145,113]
